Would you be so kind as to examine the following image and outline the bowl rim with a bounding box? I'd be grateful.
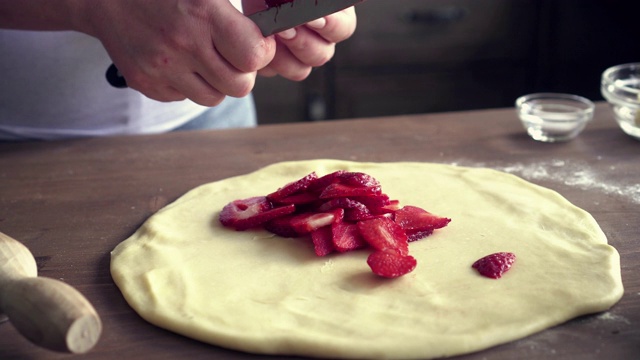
[602,62,640,84]
[601,63,640,106]
[515,92,595,114]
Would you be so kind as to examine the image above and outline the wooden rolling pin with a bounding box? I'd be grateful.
[0,231,102,353]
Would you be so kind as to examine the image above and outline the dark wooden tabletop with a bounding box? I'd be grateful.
[0,103,638,359]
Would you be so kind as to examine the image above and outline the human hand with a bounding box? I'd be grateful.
[82,0,276,106]
[242,1,358,81]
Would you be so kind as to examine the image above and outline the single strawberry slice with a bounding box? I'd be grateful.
[337,172,380,188]
[275,192,319,205]
[317,198,372,221]
[472,252,516,279]
[331,222,367,252]
[375,199,402,214]
[263,209,339,238]
[344,206,375,222]
[290,211,338,234]
[367,249,417,278]
[319,183,382,199]
[219,196,294,230]
[394,206,451,234]
[267,172,318,202]
[350,194,390,209]
[406,229,434,242]
[317,197,359,212]
[264,215,300,238]
[307,170,346,192]
[311,226,335,256]
[357,217,409,256]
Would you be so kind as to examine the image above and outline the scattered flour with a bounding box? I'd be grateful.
[596,311,631,325]
[449,159,640,205]
[321,259,335,273]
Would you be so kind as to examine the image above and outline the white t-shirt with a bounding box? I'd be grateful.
[0,30,212,140]
[0,0,248,141]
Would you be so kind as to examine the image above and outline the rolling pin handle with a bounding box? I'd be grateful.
[0,277,102,354]
[0,232,102,353]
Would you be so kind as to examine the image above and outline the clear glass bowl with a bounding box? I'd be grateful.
[601,62,640,140]
[515,93,595,142]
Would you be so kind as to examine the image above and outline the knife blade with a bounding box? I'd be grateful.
[106,0,366,88]
[249,0,366,36]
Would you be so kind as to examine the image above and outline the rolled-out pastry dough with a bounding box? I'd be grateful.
[111,160,623,359]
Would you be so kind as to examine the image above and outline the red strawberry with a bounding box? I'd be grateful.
[344,207,376,222]
[319,183,382,199]
[290,211,339,234]
[331,222,367,252]
[219,197,295,230]
[317,197,359,212]
[394,206,451,238]
[336,172,380,188]
[367,249,417,278]
[317,198,373,222]
[311,227,335,256]
[307,170,346,192]
[219,170,453,279]
[357,217,409,256]
[350,194,390,209]
[472,252,516,279]
[264,215,300,238]
[406,230,434,242]
[267,172,318,202]
[276,192,319,205]
[378,199,401,214]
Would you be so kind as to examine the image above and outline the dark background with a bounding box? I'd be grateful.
[253,0,640,124]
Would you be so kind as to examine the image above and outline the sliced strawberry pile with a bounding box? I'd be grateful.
[472,252,516,279]
[219,171,451,278]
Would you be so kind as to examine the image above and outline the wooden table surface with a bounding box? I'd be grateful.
[0,103,638,359]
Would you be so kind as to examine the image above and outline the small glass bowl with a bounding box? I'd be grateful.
[601,62,640,140]
[516,93,595,142]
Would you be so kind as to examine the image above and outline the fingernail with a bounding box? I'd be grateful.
[277,28,297,40]
[307,18,327,29]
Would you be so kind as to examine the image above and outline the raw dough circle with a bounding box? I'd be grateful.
[111,160,623,359]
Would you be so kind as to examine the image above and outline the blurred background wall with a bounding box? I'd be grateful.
[253,0,640,124]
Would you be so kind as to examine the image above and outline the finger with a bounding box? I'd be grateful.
[120,37,256,103]
[115,61,187,102]
[276,25,335,68]
[258,66,278,77]
[306,7,357,43]
[134,84,187,103]
[210,4,276,72]
[192,43,258,98]
[168,72,227,107]
[265,41,313,81]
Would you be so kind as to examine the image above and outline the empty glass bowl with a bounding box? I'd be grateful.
[516,93,595,142]
[601,63,640,140]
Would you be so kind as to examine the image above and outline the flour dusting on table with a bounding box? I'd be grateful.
[449,159,640,204]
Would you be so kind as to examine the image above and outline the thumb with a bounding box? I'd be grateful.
[241,0,268,15]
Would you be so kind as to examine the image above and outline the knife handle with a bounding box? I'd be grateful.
[106,63,128,88]
[0,232,102,354]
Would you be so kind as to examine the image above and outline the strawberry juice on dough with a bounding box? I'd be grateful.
[110,160,623,359]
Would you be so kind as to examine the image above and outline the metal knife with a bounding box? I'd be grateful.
[106,0,366,88]
[249,0,365,36]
